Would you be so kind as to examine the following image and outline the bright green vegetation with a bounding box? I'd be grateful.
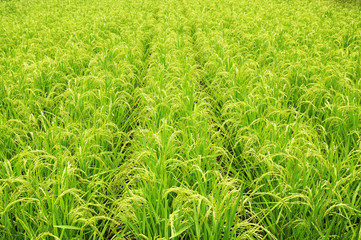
[1,0,361,239]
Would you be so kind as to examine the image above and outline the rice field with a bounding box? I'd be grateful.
[1,0,361,239]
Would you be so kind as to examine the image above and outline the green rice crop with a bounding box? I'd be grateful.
[1,0,360,239]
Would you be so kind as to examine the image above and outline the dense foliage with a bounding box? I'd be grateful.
[1,0,361,239]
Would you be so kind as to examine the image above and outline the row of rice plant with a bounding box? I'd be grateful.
[110,2,264,238]
[1,0,149,238]
[183,0,361,238]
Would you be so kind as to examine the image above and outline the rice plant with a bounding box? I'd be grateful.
[1,0,360,239]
